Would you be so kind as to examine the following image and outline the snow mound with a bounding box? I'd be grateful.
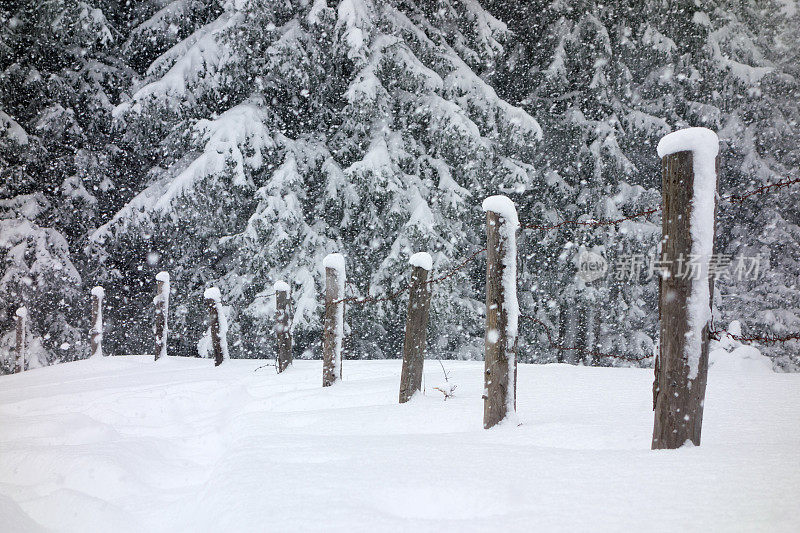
[1,358,798,531]
[710,344,774,375]
[409,252,432,271]
[0,494,43,532]
[90,286,105,298]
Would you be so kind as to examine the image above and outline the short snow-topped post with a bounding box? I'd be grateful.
[482,196,519,429]
[15,307,26,373]
[90,286,104,358]
[652,127,719,449]
[399,252,433,403]
[154,271,170,361]
[204,287,229,366]
[323,253,345,387]
[274,280,292,373]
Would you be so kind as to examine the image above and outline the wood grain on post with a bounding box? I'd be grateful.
[399,257,432,403]
[483,199,519,429]
[275,282,292,373]
[652,149,718,449]
[322,255,344,387]
[154,272,169,361]
[204,290,225,367]
[15,307,26,373]
[90,286,104,358]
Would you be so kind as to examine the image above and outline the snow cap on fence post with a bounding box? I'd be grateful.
[90,286,104,358]
[322,253,345,386]
[481,195,519,429]
[652,127,719,449]
[408,252,433,271]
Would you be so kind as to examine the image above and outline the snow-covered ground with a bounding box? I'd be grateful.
[0,349,798,532]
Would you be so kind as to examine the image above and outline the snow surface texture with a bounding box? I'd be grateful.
[482,195,520,415]
[0,347,797,531]
[90,287,104,358]
[154,272,170,360]
[409,252,432,271]
[203,287,229,362]
[657,127,719,380]
[323,253,345,379]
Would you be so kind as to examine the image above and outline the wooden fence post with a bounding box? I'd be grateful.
[90,286,104,358]
[399,252,433,403]
[322,253,345,387]
[154,271,170,361]
[15,307,26,373]
[274,280,292,373]
[652,128,719,449]
[482,196,520,429]
[204,287,229,366]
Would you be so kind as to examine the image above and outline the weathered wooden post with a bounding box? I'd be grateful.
[204,287,229,366]
[274,280,292,373]
[399,252,433,403]
[90,286,104,358]
[652,127,719,449]
[15,307,26,373]
[154,271,170,361]
[482,196,519,429]
[322,253,345,386]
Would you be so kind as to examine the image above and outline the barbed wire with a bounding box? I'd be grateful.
[329,247,488,307]
[318,175,800,351]
[426,247,487,285]
[709,327,800,345]
[520,208,660,231]
[519,314,654,362]
[708,309,800,347]
[519,176,800,231]
[724,176,800,204]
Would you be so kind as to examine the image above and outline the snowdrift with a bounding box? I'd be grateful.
[0,346,798,531]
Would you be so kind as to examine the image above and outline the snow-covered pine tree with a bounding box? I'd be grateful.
[1,0,134,370]
[488,0,800,368]
[94,0,542,360]
[0,194,84,370]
